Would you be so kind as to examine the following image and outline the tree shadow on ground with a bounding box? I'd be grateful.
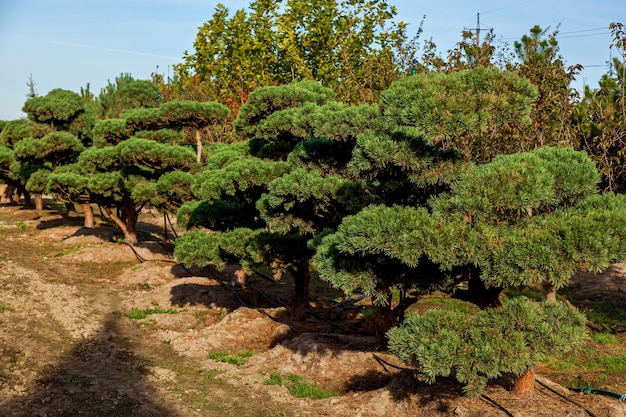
[167,262,381,361]
[0,315,182,417]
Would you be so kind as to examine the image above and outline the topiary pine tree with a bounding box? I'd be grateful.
[123,100,229,162]
[13,131,85,211]
[174,80,376,318]
[22,88,85,130]
[48,109,200,243]
[316,145,626,394]
[0,119,51,204]
[387,297,587,397]
[314,67,626,371]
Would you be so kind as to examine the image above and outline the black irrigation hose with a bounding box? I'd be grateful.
[570,385,626,402]
[401,367,516,417]
[537,380,598,417]
[164,212,179,240]
[122,241,177,264]
[254,270,281,284]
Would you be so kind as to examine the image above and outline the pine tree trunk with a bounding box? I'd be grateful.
[65,202,77,216]
[373,294,395,348]
[81,203,94,228]
[1,185,15,203]
[543,281,557,303]
[102,205,138,244]
[35,195,44,211]
[22,190,32,207]
[466,266,502,309]
[513,368,535,398]
[195,129,203,163]
[290,259,311,321]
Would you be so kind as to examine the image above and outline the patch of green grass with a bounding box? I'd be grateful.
[360,307,374,317]
[200,369,222,379]
[0,304,9,311]
[593,332,619,345]
[16,221,27,230]
[263,371,339,399]
[207,350,256,366]
[263,371,283,386]
[503,287,546,301]
[125,307,178,320]
[588,355,626,371]
[62,246,81,255]
[195,311,208,321]
[584,301,626,329]
[285,374,338,399]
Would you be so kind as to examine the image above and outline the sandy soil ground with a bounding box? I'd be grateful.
[0,203,625,417]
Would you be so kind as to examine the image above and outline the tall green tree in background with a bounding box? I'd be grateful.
[95,76,160,119]
[175,0,417,108]
[575,22,626,193]
[510,25,581,148]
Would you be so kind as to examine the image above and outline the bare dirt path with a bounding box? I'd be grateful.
[0,204,625,417]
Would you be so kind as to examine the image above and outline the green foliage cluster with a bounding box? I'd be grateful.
[387,297,587,397]
[175,0,416,105]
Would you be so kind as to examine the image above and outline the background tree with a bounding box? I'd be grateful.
[94,76,160,119]
[575,22,626,193]
[22,88,85,130]
[510,25,581,148]
[174,0,417,107]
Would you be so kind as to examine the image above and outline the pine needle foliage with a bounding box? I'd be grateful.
[387,297,587,397]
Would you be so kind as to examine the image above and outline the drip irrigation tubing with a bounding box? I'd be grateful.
[537,380,598,417]
[122,241,176,264]
[164,212,179,240]
[570,385,626,402]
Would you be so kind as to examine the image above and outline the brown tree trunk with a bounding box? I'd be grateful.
[35,195,44,211]
[22,189,32,207]
[372,293,395,349]
[65,202,77,216]
[290,259,311,321]
[81,203,94,228]
[513,368,535,398]
[102,205,138,244]
[543,281,557,303]
[464,266,502,309]
[195,129,203,163]
[1,185,15,204]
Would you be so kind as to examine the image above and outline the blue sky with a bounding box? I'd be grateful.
[0,0,622,120]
